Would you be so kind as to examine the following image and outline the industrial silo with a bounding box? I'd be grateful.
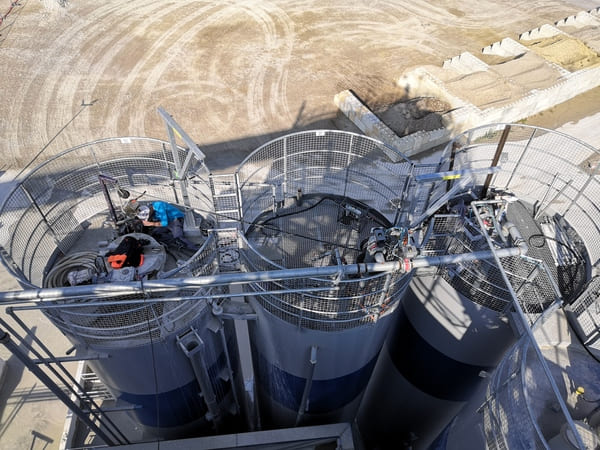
[232,130,422,428]
[0,135,243,440]
[357,124,596,449]
[427,124,600,449]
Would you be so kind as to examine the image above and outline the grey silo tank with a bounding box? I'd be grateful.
[234,130,418,427]
[0,137,242,439]
[357,123,598,449]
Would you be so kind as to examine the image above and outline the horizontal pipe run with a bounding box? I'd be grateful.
[32,355,107,364]
[0,263,402,302]
[502,221,528,255]
[0,247,527,303]
[7,287,342,309]
[412,247,524,268]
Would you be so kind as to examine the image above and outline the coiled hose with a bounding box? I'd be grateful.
[44,252,102,288]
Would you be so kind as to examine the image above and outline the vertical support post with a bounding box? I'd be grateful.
[21,186,62,247]
[481,125,511,198]
[177,329,222,431]
[157,107,207,178]
[283,136,288,198]
[564,160,600,217]
[535,177,573,220]
[157,107,209,212]
[217,320,240,415]
[343,134,354,200]
[234,172,244,230]
[505,128,536,190]
[98,174,119,225]
[446,141,458,193]
[295,345,318,426]
[377,273,392,312]
[0,245,29,288]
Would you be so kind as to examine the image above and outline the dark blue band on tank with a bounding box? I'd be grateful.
[254,351,378,413]
[119,379,208,427]
[118,350,232,428]
[387,304,492,401]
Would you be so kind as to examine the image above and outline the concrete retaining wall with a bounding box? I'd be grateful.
[334,90,451,158]
[519,23,564,40]
[482,38,529,57]
[443,52,489,74]
[555,11,599,28]
[482,64,600,124]
[337,8,600,158]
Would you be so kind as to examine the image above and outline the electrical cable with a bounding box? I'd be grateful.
[128,188,382,252]
[528,233,586,301]
[143,288,162,447]
[255,196,364,251]
[528,234,581,259]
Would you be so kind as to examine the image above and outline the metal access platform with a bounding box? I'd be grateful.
[0,120,599,448]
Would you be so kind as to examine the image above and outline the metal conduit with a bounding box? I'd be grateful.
[0,247,529,303]
[296,345,318,426]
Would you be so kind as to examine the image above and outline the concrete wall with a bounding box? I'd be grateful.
[442,52,489,74]
[555,11,599,28]
[333,89,451,158]
[519,23,564,40]
[337,8,600,158]
[482,37,529,57]
[482,64,600,124]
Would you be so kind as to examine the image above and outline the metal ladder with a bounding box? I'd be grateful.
[209,173,242,229]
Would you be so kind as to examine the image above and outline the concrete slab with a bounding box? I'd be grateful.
[488,51,565,89]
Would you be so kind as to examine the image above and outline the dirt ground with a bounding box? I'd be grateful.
[1,0,598,173]
[1,1,600,449]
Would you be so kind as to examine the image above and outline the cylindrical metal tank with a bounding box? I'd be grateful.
[433,314,600,450]
[358,123,600,449]
[234,130,418,427]
[41,269,243,438]
[357,275,515,449]
[0,138,242,439]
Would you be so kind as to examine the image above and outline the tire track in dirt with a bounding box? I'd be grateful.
[122,1,295,144]
[71,2,185,139]
[238,1,295,128]
[125,2,245,138]
[46,2,179,153]
[8,2,129,159]
[104,2,226,136]
[3,0,588,167]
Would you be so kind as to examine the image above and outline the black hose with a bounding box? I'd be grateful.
[528,234,580,259]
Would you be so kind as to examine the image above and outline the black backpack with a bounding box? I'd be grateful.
[106,236,144,268]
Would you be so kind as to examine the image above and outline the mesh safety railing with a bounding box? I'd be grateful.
[442,124,599,450]
[40,231,221,348]
[239,232,411,331]
[0,137,214,288]
[234,130,430,330]
[420,212,560,316]
[442,124,600,267]
[235,130,424,230]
